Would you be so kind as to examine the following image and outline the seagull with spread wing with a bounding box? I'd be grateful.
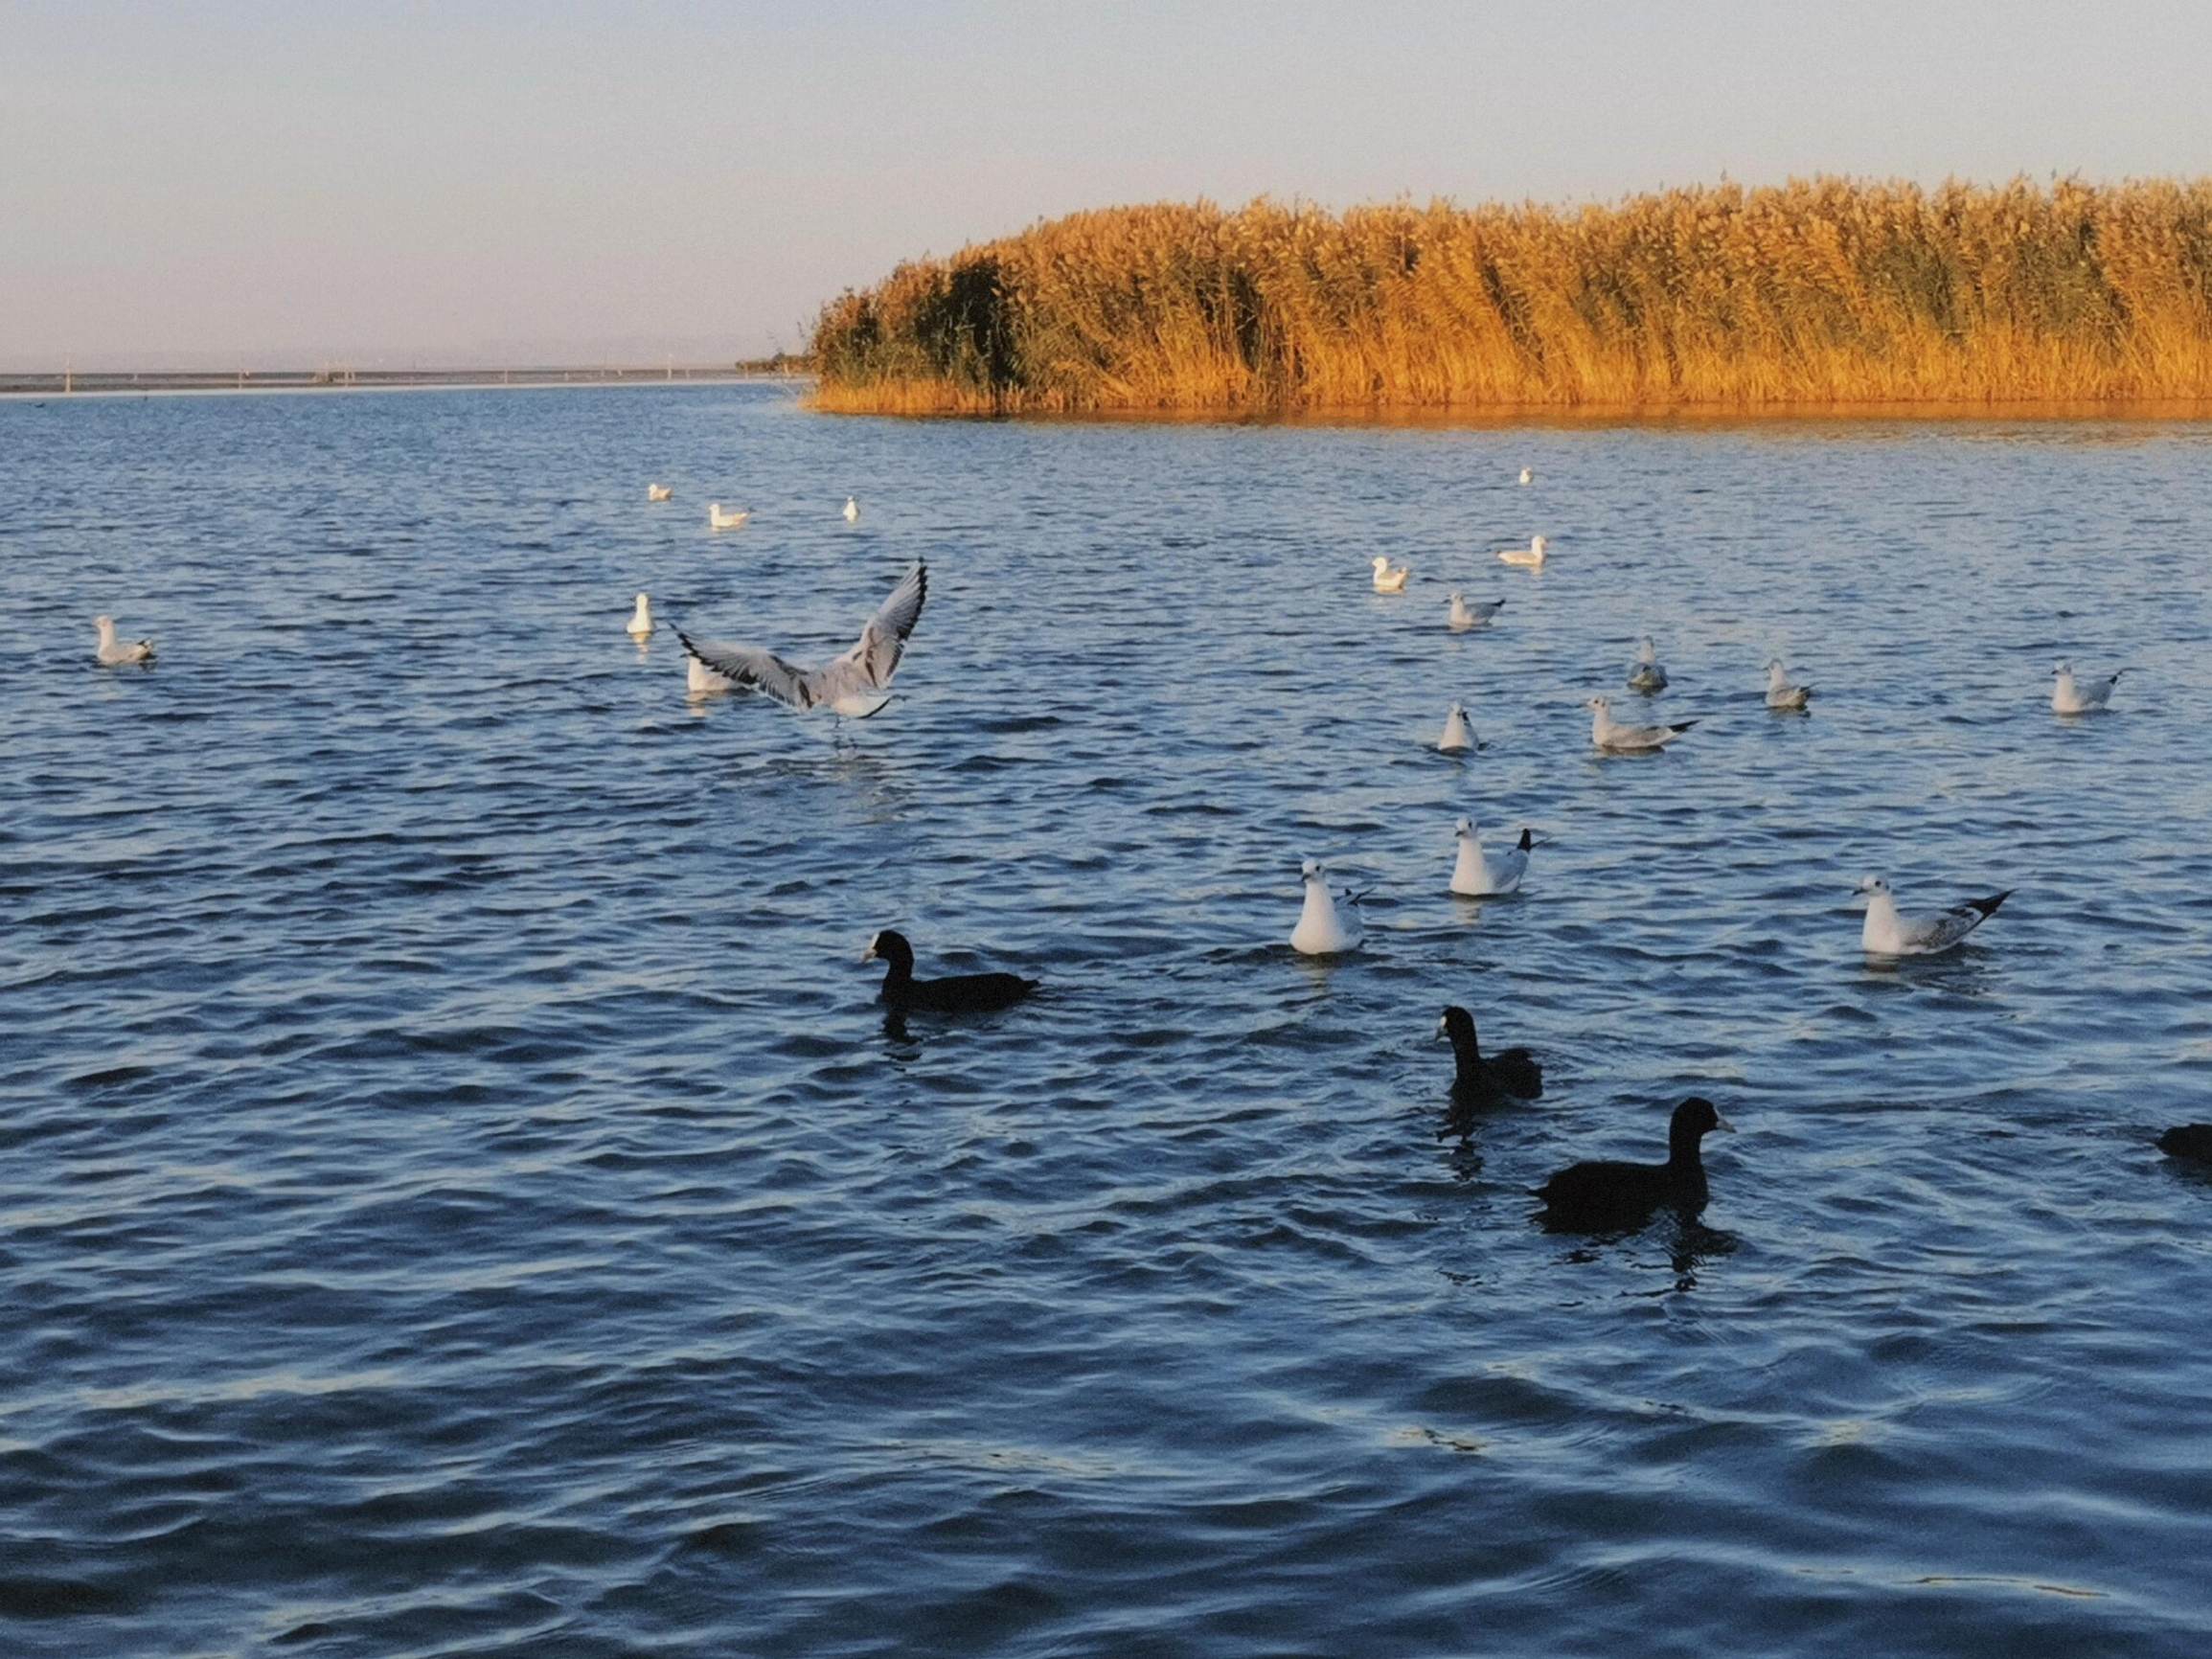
[674,562,927,719]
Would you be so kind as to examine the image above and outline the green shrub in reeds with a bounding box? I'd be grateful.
[808,178,2212,414]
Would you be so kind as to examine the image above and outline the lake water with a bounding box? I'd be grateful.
[5,384,2210,1657]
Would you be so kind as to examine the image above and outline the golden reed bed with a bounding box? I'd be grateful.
[808,178,2212,416]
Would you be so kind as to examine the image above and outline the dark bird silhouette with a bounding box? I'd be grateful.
[863,928,1037,1016]
[1437,1006,1543,1102]
[1534,1096,1732,1231]
[2156,1125,2212,1164]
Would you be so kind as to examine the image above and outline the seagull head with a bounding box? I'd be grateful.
[1371,557,1390,572]
[1585,694,1609,711]
[93,614,114,633]
[2052,661,2072,678]
[1855,875,1891,903]
[1531,535,1547,554]
[1637,636,1657,661]
[1300,858,1321,881]
[1454,817,1474,839]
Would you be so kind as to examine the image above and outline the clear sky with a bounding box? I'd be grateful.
[6,0,2209,369]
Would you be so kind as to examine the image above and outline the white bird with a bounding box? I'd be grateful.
[1587,694,1694,752]
[1437,701,1478,753]
[1497,534,1548,567]
[647,483,672,502]
[1857,875,2011,956]
[1450,819,1531,897]
[675,562,926,718]
[2051,661,2120,714]
[627,593,653,639]
[842,496,859,522]
[1448,592,1506,630]
[1765,659,1812,710]
[708,502,750,530]
[1518,466,1533,485]
[93,614,154,665]
[687,654,735,694]
[1628,636,1669,693]
[1371,556,1410,593]
[1290,859,1364,955]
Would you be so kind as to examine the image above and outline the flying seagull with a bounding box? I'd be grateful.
[675,562,926,718]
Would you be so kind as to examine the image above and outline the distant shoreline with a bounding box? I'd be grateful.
[0,364,810,398]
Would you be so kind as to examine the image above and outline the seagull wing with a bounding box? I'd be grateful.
[1904,893,2008,951]
[807,562,927,705]
[673,629,818,709]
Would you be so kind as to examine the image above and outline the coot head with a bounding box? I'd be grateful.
[1436,1005,1476,1049]
[1669,1096,1733,1156]
[862,929,913,970]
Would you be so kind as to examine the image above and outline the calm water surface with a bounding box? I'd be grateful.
[4,385,2210,1657]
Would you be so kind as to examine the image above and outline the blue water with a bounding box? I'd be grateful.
[5,384,2211,1657]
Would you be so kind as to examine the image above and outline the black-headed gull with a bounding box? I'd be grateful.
[1765,659,1811,709]
[1586,694,1693,752]
[93,615,154,666]
[1290,859,1364,954]
[1450,820,1531,896]
[675,563,925,718]
[1628,637,1668,693]
[1856,875,2010,956]
[1448,592,1505,630]
[2051,662,2120,714]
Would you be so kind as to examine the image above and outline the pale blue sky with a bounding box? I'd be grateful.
[5,0,2209,368]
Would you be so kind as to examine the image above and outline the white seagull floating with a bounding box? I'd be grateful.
[1437,701,1478,753]
[687,654,736,694]
[647,483,672,502]
[842,496,859,523]
[1518,466,1533,485]
[1628,636,1668,693]
[1587,694,1694,752]
[1497,535,1548,568]
[1857,875,2010,957]
[1765,659,1812,710]
[93,615,155,666]
[627,593,653,639]
[1448,592,1506,631]
[1290,859,1364,955]
[708,502,750,531]
[1450,819,1531,897]
[2051,661,2120,715]
[1371,556,1410,593]
[674,562,927,719]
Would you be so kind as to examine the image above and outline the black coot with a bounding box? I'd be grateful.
[2157,1125,2212,1163]
[864,929,1038,1015]
[1534,1096,1732,1230]
[1437,1006,1542,1102]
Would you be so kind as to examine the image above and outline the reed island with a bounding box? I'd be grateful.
[809,177,2212,416]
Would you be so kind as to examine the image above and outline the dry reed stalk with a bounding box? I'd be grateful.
[808,179,2212,415]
